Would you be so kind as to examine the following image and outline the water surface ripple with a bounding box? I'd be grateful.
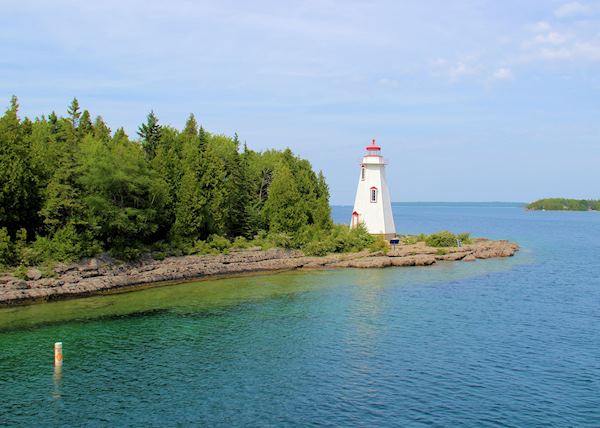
[1,203,599,426]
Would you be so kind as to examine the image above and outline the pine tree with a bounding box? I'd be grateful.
[113,127,129,145]
[28,117,61,205]
[198,125,208,152]
[225,142,247,236]
[0,96,39,237]
[240,144,263,237]
[137,110,161,159]
[77,136,170,256]
[183,113,198,137]
[200,140,228,236]
[78,110,93,138]
[48,111,60,134]
[93,116,111,143]
[263,163,307,233]
[174,138,206,239]
[314,171,333,229]
[67,98,81,129]
[0,96,336,263]
[41,149,85,233]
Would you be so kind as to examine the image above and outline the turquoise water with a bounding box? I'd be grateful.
[1,203,600,426]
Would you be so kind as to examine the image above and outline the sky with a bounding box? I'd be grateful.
[1,0,599,204]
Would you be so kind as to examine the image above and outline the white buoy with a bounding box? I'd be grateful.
[54,342,63,367]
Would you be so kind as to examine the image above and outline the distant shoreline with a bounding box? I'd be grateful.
[0,238,518,307]
[527,198,600,212]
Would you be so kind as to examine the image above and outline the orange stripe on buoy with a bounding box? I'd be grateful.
[54,342,63,367]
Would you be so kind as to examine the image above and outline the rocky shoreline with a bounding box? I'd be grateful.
[0,238,518,306]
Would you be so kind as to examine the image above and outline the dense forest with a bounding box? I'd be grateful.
[0,97,380,268]
[527,198,600,211]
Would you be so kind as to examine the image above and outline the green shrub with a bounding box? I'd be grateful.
[19,236,50,266]
[13,265,28,280]
[191,240,215,255]
[291,225,317,249]
[401,234,426,245]
[0,228,13,266]
[247,230,272,250]
[346,224,376,252]
[303,239,335,256]
[48,224,88,262]
[208,235,230,251]
[13,228,28,263]
[231,236,251,249]
[369,235,388,254]
[267,232,294,249]
[435,248,447,256]
[425,231,458,247]
[457,232,472,245]
[109,245,143,261]
[16,225,100,265]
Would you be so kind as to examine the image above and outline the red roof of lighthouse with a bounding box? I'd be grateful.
[366,139,381,151]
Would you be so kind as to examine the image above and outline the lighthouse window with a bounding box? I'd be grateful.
[370,188,377,203]
[361,166,365,181]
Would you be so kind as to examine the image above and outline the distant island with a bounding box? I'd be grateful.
[527,198,600,211]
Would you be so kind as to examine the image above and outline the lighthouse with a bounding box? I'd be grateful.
[350,139,396,239]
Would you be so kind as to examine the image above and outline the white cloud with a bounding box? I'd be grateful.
[534,32,568,45]
[538,47,574,60]
[529,21,552,32]
[554,2,592,18]
[378,77,399,88]
[448,62,479,80]
[491,68,513,81]
[521,39,600,62]
[572,41,600,59]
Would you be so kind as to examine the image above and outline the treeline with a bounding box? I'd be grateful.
[527,198,600,211]
[0,96,377,267]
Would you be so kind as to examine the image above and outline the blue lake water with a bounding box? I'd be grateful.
[1,203,600,426]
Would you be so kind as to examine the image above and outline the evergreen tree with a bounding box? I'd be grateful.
[78,110,93,138]
[0,96,335,263]
[78,136,170,256]
[263,163,307,233]
[174,137,206,239]
[153,126,184,226]
[183,113,198,137]
[198,125,208,152]
[41,148,85,233]
[28,117,62,207]
[137,110,161,159]
[221,133,247,236]
[67,98,81,129]
[240,144,264,237]
[314,171,333,230]
[0,96,39,236]
[48,111,60,134]
[93,116,111,143]
[113,127,129,145]
[200,137,228,236]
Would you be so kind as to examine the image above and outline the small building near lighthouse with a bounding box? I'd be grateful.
[350,139,396,239]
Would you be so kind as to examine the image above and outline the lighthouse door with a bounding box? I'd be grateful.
[351,211,359,228]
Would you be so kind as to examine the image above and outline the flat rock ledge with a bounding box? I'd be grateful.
[0,238,518,306]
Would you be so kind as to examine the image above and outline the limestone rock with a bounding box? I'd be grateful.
[26,268,42,281]
[0,239,519,306]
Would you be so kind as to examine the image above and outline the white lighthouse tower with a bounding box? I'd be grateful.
[350,139,396,239]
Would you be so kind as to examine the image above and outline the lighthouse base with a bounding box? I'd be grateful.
[373,233,397,241]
